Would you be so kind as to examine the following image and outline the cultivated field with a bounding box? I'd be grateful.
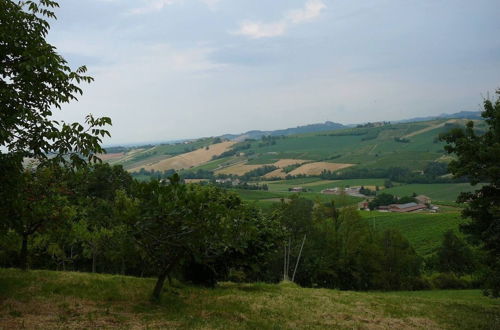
[215,162,264,176]
[272,159,309,167]
[382,183,484,202]
[262,168,287,179]
[97,152,124,161]
[1,269,498,329]
[288,162,354,176]
[360,211,464,257]
[129,141,235,172]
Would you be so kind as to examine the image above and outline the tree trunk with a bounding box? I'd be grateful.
[152,269,168,301]
[92,253,96,273]
[20,233,29,270]
[121,257,126,275]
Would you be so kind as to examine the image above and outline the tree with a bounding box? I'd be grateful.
[440,89,500,297]
[0,165,72,270]
[129,175,264,300]
[435,230,475,275]
[0,0,111,167]
[368,193,396,210]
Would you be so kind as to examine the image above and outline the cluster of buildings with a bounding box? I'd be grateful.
[358,195,438,213]
[321,186,366,198]
[215,178,241,186]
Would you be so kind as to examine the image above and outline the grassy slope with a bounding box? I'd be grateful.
[1,269,498,329]
[242,120,460,171]
[107,119,473,173]
[360,211,465,257]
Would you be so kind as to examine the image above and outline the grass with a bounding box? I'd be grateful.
[232,189,362,207]
[0,269,498,329]
[266,178,388,193]
[383,183,484,202]
[360,211,465,257]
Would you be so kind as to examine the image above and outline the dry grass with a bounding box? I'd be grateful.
[0,269,498,329]
[97,153,125,161]
[215,163,265,176]
[262,168,287,179]
[289,162,354,176]
[129,141,235,172]
[403,119,460,138]
[221,159,311,178]
[272,159,309,168]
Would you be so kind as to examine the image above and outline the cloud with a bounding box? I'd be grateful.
[199,0,221,10]
[129,0,181,15]
[233,0,326,39]
[286,0,326,23]
[129,0,220,15]
[234,21,287,39]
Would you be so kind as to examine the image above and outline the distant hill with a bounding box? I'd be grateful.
[103,111,486,177]
[220,121,345,141]
[394,111,481,124]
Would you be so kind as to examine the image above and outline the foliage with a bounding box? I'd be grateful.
[440,90,500,297]
[368,193,397,210]
[127,175,278,299]
[0,0,111,167]
[434,230,476,275]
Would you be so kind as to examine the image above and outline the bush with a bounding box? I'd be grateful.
[401,276,432,291]
[429,273,470,289]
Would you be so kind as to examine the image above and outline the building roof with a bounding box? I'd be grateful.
[389,202,427,213]
[391,202,418,209]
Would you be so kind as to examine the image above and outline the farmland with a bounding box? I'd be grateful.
[129,141,235,172]
[360,211,465,257]
[106,119,475,175]
[382,183,483,202]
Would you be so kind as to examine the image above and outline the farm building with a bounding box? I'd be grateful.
[322,188,340,194]
[358,200,370,210]
[289,187,306,192]
[415,195,432,205]
[388,202,427,213]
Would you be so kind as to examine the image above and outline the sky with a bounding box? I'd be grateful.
[47,0,500,145]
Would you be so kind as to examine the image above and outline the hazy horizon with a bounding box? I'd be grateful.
[48,0,500,145]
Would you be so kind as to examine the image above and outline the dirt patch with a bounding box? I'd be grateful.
[129,141,235,172]
[403,119,459,138]
[289,162,354,176]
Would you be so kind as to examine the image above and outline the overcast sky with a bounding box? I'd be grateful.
[48,0,500,145]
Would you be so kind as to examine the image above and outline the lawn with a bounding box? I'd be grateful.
[0,269,498,329]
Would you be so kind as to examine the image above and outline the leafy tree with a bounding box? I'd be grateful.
[424,161,448,178]
[0,0,111,166]
[435,230,475,275]
[368,193,396,210]
[129,175,264,300]
[0,165,72,270]
[440,90,500,297]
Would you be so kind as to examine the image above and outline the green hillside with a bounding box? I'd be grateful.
[106,119,479,174]
[1,269,498,329]
[360,211,465,257]
[382,183,483,202]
